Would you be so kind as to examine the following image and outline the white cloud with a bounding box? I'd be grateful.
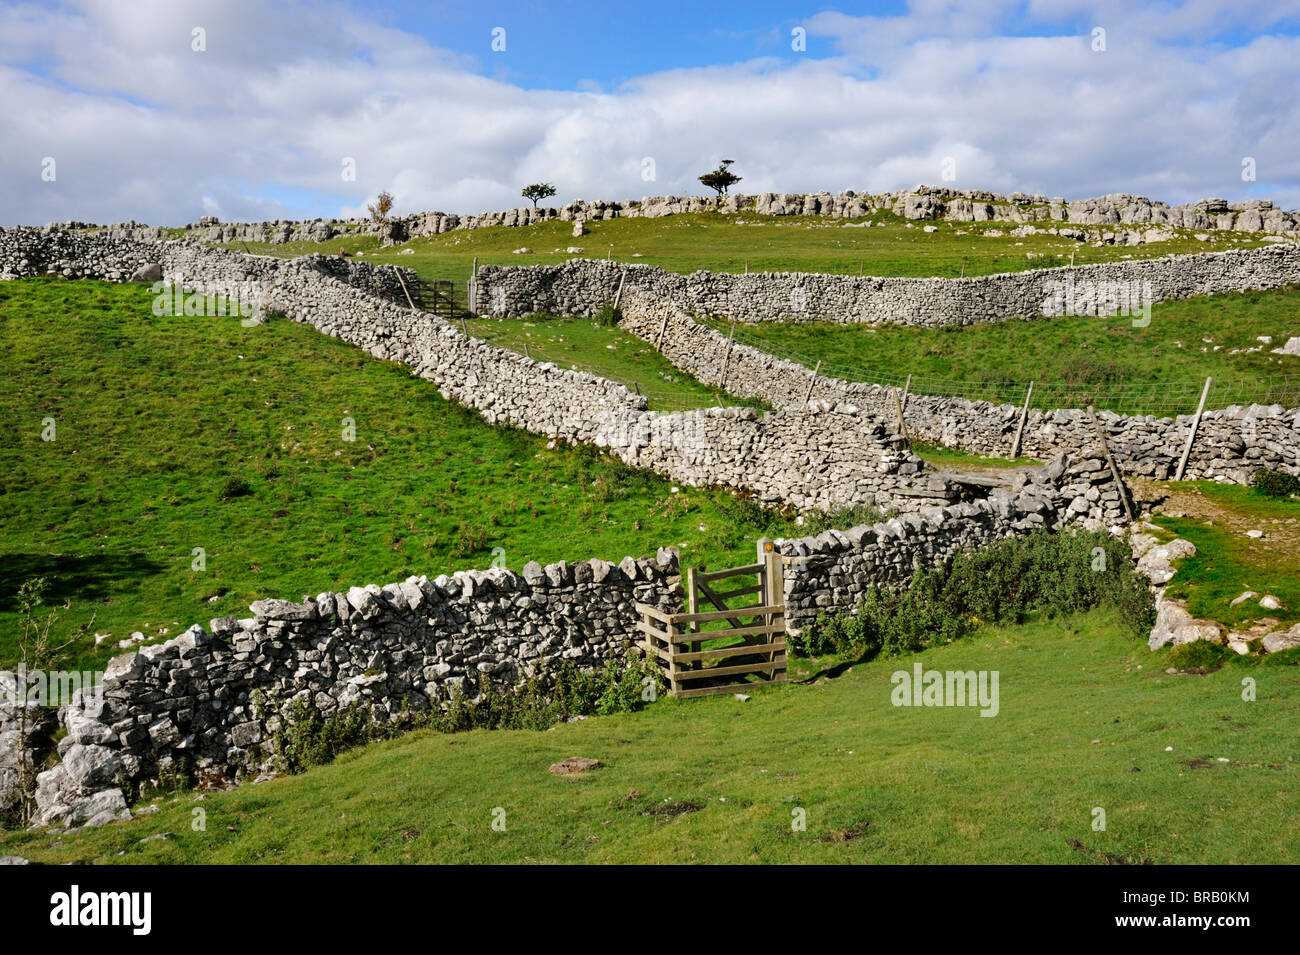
[1,0,1298,225]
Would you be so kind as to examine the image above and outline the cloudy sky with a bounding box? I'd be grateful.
[2,0,1299,225]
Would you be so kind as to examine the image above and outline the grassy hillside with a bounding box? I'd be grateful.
[1146,481,1300,630]
[0,279,797,669]
[3,608,1297,864]
[222,210,1272,290]
[695,287,1300,414]
[462,314,767,411]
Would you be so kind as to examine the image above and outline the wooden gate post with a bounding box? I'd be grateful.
[686,566,700,670]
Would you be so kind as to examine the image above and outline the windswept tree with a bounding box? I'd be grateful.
[698,159,741,198]
[522,182,557,208]
[367,189,395,222]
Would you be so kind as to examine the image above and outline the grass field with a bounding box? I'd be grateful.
[1145,482,1300,631]
[463,314,767,412]
[700,287,1300,414]
[217,214,1300,416]
[2,607,1296,864]
[221,210,1271,290]
[0,279,799,670]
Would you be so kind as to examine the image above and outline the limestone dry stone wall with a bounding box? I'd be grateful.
[473,244,1300,327]
[65,186,1300,246]
[26,444,1127,829]
[0,228,973,514]
[773,452,1109,633]
[29,551,684,829]
[616,293,1300,483]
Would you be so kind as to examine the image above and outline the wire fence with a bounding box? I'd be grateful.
[722,324,1300,418]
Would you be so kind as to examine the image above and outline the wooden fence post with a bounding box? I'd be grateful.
[686,567,700,670]
[1174,377,1213,481]
[892,387,910,445]
[654,310,671,351]
[759,538,785,681]
[803,360,822,406]
[1010,380,1035,459]
[612,270,626,310]
[718,321,736,390]
[901,373,912,411]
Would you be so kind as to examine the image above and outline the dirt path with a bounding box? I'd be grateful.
[1129,477,1300,556]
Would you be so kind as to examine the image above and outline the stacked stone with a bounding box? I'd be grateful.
[475,243,1300,327]
[616,294,1300,482]
[774,449,1130,634]
[26,187,1300,248]
[29,549,682,829]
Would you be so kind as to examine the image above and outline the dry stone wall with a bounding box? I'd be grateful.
[473,244,1300,327]
[29,551,684,829]
[616,294,1300,483]
[25,444,1128,828]
[772,452,1123,633]
[65,186,1300,246]
[0,229,973,514]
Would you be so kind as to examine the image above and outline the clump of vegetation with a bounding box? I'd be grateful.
[1252,468,1300,500]
[1164,639,1231,671]
[266,657,663,775]
[801,503,889,536]
[593,301,623,328]
[436,657,662,734]
[367,189,395,223]
[2,578,94,827]
[217,475,253,500]
[792,529,1154,658]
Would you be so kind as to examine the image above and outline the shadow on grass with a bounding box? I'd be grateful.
[0,551,166,608]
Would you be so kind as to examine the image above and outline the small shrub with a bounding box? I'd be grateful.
[593,302,623,328]
[275,698,379,774]
[1252,468,1300,499]
[792,528,1154,659]
[218,475,252,500]
[801,503,888,536]
[1165,639,1232,671]
[450,522,489,557]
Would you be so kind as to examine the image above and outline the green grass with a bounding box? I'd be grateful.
[222,210,1270,290]
[0,279,798,669]
[700,286,1300,414]
[463,314,767,412]
[912,443,1041,472]
[1151,483,1300,630]
[3,607,1297,863]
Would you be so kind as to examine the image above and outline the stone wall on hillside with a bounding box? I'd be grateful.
[29,550,684,829]
[0,228,969,513]
[25,442,1128,829]
[0,227,424,310]
[54,185,1300,245]
[472,244,1300,327]
[616,294,1300,483]
[773,451,1111,632]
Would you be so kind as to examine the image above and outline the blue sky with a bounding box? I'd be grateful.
[2,0,1299,224]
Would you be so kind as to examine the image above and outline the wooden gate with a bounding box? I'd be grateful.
[427,280,458,318]
[636,539,787,699]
